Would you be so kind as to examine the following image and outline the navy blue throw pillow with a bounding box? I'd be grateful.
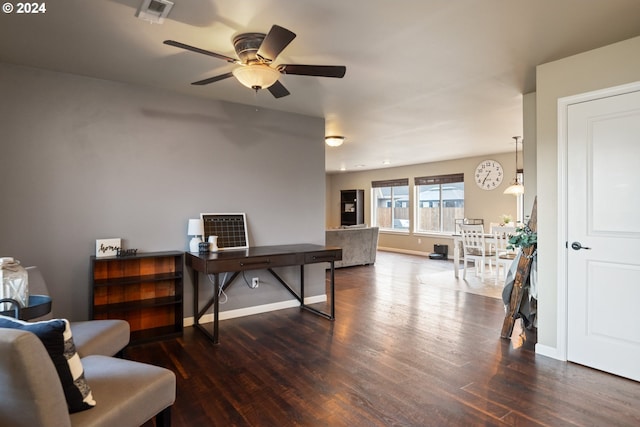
[0,315,96,413]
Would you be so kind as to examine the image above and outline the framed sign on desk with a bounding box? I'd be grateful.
[200,213,249,250]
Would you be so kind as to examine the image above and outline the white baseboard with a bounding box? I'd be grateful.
[183,294,327,327]
[535,343,565,361]
[377,246,429,257]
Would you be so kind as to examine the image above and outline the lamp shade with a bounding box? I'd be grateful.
[503,183,525,196]
[325,136,345,147]
[232,64,280,90]
[187,218,203,236]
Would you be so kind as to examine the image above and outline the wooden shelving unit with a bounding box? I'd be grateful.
[90,251,184,344]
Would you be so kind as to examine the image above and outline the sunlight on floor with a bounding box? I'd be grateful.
[375,250,507,300]
[416,269,505,300]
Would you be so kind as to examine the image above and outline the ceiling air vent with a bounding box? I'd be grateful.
[135,0,174,24]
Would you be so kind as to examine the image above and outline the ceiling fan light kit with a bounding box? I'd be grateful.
[164,24,346,98]
[325,136,345,147]
[232,64,280,90]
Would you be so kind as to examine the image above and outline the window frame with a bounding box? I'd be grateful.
[414,173,464,235]
[371,178,410,232]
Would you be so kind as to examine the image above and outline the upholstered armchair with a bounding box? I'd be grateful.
[26,266,130,357]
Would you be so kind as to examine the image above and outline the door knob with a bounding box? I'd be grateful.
[571,241,591,250]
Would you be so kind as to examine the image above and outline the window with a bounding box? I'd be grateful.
[415,173,464,233]
[372,178,409,231]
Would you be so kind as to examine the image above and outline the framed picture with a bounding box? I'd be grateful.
[200,213,249,250]
[96,238,121,258]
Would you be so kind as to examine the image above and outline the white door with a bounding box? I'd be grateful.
[566,89,640,381]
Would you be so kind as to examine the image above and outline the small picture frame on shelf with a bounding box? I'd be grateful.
[96,238,121,258]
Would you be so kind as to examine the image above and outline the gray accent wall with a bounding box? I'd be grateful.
[0,62,326,321]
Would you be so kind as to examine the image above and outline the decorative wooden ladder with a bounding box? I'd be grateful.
[501,198,537,339]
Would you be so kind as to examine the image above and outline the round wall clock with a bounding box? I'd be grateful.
[474,159,504,190]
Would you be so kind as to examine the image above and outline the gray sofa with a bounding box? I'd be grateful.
[326,226,379,268]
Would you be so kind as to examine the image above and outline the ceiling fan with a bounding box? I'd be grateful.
[163,25,346,98]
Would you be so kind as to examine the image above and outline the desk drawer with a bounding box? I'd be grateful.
[304,249,342,264]
[209,253,300,272]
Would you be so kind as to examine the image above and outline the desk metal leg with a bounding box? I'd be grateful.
[267,263,336,321]
[330,260,335,319]
[213,273,219,344]
[192,271,220,344]
[299,262,335,320]
[268,268,302,303]
[300,264,304,303]
[191,271,222,344]
[191,268,216,343]
[192,270,199,327]
[193,272,240,344]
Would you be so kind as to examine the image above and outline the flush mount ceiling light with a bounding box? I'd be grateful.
[135,0,174,24]
[325,136,345,147]
[504,136,525,196]
[232,64,281,90]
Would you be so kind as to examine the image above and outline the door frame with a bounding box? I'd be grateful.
[556,80,640,362]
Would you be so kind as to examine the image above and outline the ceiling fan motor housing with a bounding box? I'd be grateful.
[233,33,267,64]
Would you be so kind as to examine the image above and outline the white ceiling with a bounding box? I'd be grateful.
[2,0,640,172]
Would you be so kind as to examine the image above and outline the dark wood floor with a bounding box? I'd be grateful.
[128,251,640,427]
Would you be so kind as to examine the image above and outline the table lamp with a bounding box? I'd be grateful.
[187,219,203,252]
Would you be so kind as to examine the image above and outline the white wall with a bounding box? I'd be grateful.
[0,62,326,321]
[535,35,640,354]
[523,92,537,218]
[327,152,520,254]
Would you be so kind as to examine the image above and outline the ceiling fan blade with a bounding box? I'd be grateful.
[267,80,290,98]
[278,64,346,78]
[164,40,238,64]
[256,25,296,62]
[191,72,234,86]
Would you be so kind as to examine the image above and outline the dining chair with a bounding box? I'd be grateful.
[492,225,517,284]
[459,224,495,279]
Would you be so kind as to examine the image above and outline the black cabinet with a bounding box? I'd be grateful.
[90,251,184,344]
[340,189,365,226]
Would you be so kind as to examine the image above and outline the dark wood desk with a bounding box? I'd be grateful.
[185,244,342,343]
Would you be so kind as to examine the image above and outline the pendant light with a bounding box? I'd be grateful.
[503,136,524,196]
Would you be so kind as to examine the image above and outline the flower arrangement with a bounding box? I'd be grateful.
[500,214,513,225]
